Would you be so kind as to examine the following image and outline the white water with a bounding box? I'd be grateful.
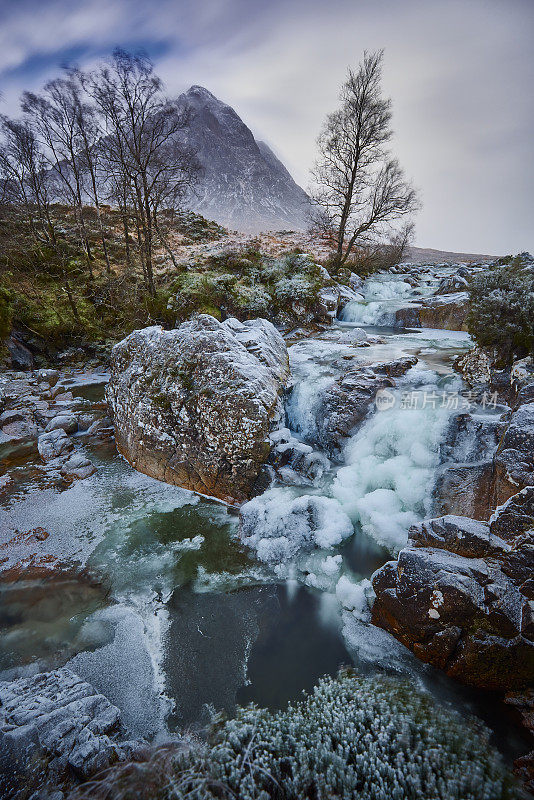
[340,276,415,325]
[332,367,462,550]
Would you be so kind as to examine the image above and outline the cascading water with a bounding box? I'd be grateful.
[332,367,462,550]
[340,276,414,325]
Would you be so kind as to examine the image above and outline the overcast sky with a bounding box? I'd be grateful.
[1,0,532,254]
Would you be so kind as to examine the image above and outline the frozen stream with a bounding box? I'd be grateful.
[0,267,526,761]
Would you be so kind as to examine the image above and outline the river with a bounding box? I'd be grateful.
[0,266,526,764]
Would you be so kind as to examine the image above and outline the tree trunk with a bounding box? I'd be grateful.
[63,278,80,323]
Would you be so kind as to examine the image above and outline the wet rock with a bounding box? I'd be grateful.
[494,402,534,503]
[45,414,78,435]
[371,355,419,377]
[313,369,394,457]
[60,452,96,480]
[107,316,289,504]
[394,306,422,327]
[6,333,34,371]
[434,462,496,520]
[514,382,534,410]
[410,515,508,559]
[307,356,417,458]
[372,496,534,691]
[0,669,140,797]
[37,369,60,387]
[435,274,469,294]
[268,427,330,486]
[435,412,504,519]
[418,292,469,331]
[38,429,74,462]
[0,409,38,443]
[349,272,364,291]
[440,411,502,464]
[511,356,534,391]
[79,417,114,442]
[315,287,339,321]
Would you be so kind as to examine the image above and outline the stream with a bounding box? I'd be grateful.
[0,266,526,764]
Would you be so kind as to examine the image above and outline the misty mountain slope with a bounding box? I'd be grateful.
[177,86,310,232]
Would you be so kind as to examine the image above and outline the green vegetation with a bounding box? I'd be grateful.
[0,201,334,359]
[70,671,517,800]
[169,247,326,322]
[0,205,229,352]
[468,252,534,365]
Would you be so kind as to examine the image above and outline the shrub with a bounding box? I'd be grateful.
[468,253,534,365]
[169,250,327,323]
[69,672,517,800]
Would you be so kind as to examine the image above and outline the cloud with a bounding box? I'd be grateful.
[0,0,532,253]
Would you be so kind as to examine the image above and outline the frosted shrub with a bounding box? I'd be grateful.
[273,274,318,305]
[468,254,534,364]
[72,673,517,799]
[167,249,327,323]
[232,282,272,313]
[198,672,517,800]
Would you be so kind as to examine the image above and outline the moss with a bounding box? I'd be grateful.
[152,392,172,412]
[0,284,13,341]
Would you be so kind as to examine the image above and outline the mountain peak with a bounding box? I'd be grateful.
[185,85,217,100]
[176,87,309,232]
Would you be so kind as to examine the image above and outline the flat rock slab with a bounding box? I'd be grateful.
[0,668,135,788]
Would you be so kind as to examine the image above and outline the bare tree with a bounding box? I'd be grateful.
[66,69,112,274]
[0,115,82,323]
[0,115,55,242]
[310,51,418,269]
[22,79,95,263]
[83,49,199,295]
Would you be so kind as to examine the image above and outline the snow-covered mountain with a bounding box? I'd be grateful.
[176,86,310,232]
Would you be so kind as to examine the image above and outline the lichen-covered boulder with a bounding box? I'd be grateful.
[371,492,534,690]
[419,292,470,331]
[106,315,289,503]
[455,346,492,386]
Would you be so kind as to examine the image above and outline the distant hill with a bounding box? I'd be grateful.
[405,246,497,264]
[176,86,310,233]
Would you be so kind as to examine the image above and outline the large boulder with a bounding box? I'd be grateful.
[372,490,534,691]
[419,293,469,331]
[106,316,289,504]
[396,293,469,331]
[435,391,534,520]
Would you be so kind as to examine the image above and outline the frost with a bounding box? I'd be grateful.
[74,672,519,800]
[336,576,374,619]
[239,488,353,564]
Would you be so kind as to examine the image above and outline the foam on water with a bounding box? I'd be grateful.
[341,277,414,326]
[333,367,462,551]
